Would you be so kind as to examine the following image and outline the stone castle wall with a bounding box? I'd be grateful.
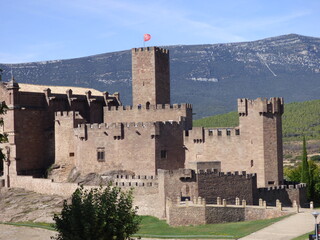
[197,171,257,205]
[0,82,120,178]
[184,97,284,188]
[167,200,290,226]
[7,168,306,221]
[104,103,193,130]
[54,111,186,179]
[258,184,307,207]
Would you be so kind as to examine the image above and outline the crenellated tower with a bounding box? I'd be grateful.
[238,97,284,187]
[132,47,170,106]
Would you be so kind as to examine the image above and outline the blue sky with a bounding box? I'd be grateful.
[1,0,319,63]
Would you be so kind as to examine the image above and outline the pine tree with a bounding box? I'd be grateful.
[301,136,311,199]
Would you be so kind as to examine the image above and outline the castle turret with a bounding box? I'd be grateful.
[132,47,170,106]
[238,97,284,187]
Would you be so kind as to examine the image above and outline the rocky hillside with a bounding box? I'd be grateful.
[0,188,64,223]
[1,34,320,118]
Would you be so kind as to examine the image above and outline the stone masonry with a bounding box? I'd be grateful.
[0,46,307,223]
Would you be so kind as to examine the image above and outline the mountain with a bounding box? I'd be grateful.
[1,34,320,119]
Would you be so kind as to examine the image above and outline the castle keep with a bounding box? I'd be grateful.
[0,47,306,222]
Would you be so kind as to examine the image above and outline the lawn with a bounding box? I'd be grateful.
[2,214,291,239]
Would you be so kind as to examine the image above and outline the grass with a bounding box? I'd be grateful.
[134,215,291,239]
[1,215,291,239]
[292,231,313,240]
[1,221,55,231]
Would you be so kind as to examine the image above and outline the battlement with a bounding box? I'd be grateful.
[73,120,182,140]
[185,127,240,140]
[55,111,81,117]
[106,103,192,111]
[114,174,157,180]
[76,121,182,130]
[258,183,306,192]
[196,170,256,179]
[111,174,159,188]
[132,47,169,54]
[238,97,284,116]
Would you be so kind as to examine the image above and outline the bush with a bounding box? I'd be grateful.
[310,155,320,161]
[52,186,141,240]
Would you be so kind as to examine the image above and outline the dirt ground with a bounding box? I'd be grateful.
[0,224,55,240]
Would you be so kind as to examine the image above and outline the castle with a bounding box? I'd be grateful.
[0,47,306,223]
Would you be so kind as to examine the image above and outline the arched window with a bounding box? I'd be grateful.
[146,102,150,109]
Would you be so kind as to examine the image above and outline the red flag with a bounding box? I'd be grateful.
[144,34,151,42]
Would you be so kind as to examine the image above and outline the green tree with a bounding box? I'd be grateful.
[301,137,310,184]
[0,101,8,173]
[53,186,141,240]
[284,165,301,182]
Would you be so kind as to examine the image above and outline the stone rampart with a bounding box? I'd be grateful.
[112,174,158,188]
[185,127,241,142]
[258,183,307,207]
[196,170,257,205]
[9,175,163,218]
[167,198,290,226]
[104,103,193,130]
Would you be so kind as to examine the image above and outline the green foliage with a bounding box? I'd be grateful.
[52,186,141,240]
[284,166,301,182]
[193,99,320,142]
[283,154,293,159]
[301,137,310,185]
[310,155,320,161]
[193,112,239,128]
[284,159,320,203]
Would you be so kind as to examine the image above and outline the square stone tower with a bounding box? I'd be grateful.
[132,47,170,106]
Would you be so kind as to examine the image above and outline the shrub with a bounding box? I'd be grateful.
[52,186,141,240]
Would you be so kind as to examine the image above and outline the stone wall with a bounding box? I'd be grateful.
[0,82,120,178]
[197,170,257,205]
[104,104,193,130]
[184,97,284,188]
[167,200,290,226]
[258,184,307,207]
[54,113,186,180]
[9,175,163,218]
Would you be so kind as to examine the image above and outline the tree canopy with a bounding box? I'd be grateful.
[53,186,141,240]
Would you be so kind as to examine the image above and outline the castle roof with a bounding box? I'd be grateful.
[18,83,103,96]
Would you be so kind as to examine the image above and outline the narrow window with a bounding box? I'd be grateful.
[208,130,213,136]
[250,160,254,167]
[185,130,189,137]
[217,130,222,136]
[97,147,105,162]
[161,150,167,159]
[226,129,231,136]
[235,129,240,135]
[146,102,150,109]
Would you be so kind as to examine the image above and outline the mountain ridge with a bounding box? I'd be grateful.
[1,33,320,118]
